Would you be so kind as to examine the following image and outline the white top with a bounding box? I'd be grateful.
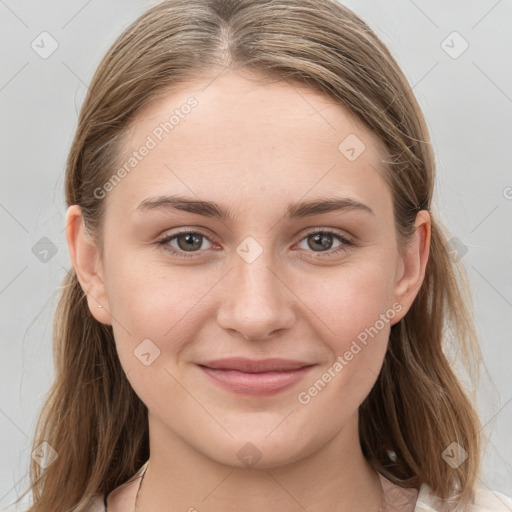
[86,460,512,512]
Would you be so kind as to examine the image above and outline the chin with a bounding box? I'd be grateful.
[204,433,315,470]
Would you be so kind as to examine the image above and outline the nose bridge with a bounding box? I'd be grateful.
[216,235,295,340]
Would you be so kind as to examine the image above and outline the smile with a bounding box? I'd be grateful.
[196,358,317,396]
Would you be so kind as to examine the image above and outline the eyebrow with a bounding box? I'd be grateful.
[134,195,375,220]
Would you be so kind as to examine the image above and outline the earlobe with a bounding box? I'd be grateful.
[391,210,431,324]
[65,205,112,325]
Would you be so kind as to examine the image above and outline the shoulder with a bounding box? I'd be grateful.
[83,460,149,512]
[14,492,107,512]
[87,493,107,511]
[473,487,512,511]
[414,483,512,511]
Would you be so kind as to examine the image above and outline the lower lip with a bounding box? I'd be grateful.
[197,365,316,396]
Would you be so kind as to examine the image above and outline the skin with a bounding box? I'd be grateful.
[66,68,430,511]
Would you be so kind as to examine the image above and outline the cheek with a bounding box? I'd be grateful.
[301,255,397,340]
[293,257,397,402]
[104,254,218,367]
[296,309,392,419]
[105,264,214,412]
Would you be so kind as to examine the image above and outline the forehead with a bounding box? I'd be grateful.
[107,70,390,216]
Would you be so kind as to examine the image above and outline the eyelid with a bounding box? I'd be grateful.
[296,226,354,242]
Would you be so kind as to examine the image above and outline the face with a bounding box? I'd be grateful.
[68,69,430,469]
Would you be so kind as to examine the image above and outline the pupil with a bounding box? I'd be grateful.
[310,233,332,251]
[178,233,202,251]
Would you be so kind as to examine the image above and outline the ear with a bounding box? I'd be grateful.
[390,210,431,325]
[65,205,112,325]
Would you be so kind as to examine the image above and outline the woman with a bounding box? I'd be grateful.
[18,0,512,511]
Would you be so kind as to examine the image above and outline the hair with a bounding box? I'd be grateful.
[17,1,486,510]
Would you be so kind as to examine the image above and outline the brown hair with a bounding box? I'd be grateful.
[18,1,485,510]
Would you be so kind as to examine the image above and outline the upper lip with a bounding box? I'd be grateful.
[197,357,315,373]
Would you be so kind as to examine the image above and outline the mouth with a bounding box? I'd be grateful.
[196,358,317,396]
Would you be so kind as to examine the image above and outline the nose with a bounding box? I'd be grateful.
[216,248,296,341]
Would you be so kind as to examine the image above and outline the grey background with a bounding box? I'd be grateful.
[1,0,511,508]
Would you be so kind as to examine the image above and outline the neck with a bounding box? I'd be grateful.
[137,411,384,512]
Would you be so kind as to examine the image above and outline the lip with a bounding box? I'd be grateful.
[196,358,316,396]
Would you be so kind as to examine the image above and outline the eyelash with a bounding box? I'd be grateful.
[155,228,354,259]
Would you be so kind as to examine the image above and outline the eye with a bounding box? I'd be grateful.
[294,229,354,258]
[156,230,216,258]
[155,228,354,259]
